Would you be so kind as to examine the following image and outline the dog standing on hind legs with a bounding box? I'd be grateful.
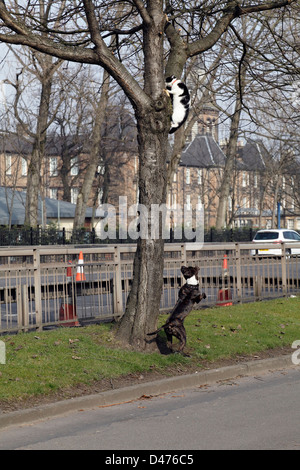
[147,266,206,353]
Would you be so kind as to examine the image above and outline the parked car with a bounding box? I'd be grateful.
[251,229,300,256]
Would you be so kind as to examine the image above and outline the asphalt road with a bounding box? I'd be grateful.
[0,367,299,451]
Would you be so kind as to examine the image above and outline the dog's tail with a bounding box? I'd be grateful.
[147,323,168,336]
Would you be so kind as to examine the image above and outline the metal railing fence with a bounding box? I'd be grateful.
[0,241,299,334]
[0,226,254,246]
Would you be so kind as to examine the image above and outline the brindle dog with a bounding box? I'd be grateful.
[147,266,206,353]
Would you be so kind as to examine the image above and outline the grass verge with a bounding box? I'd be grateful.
[0,297,299,407]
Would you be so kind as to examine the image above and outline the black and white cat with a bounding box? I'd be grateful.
[165,75,191,134]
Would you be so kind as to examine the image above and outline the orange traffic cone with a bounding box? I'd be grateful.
[216,288,233,307]
[76,251,86,281]
[66,260,72,278]
[222,254,228,275]
[59,260,79,326]
[216,254,233,307]
[59,303,80,327]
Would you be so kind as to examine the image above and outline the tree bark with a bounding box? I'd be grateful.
[25,77,52,227]
[116,99,170,349]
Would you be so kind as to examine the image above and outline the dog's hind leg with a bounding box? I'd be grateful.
[165,327,173,350]
[167,325,187,353]
[177,326,187,352]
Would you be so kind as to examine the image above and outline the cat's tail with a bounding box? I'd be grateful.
[169,125,178,134]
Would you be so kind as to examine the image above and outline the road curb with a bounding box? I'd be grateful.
[0,354,295,429]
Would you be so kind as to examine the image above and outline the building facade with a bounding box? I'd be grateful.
[0,102,299,232]
[168,105,300,231]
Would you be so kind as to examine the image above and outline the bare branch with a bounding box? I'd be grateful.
[132,0,152,25]
[188,0,295,56]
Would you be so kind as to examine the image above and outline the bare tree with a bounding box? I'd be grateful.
[214,1,299,229]
[50,63,88,203]
[216,60,246,229]
[3,3,66,227]
[0,0,295,349]
[73,69,111,230]
[3,54,64,226]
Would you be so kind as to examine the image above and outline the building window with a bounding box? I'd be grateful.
[49,188,58,199]
[21,157,27,176]
[98,188,103,205]
[186,194,191,210]
[242,197,249,209]
[198,169,203,185]
[242,172,249,188]
[71,188,79,204]
[5,155,12,176]
[186,168,190,185]
[49,157,58,177]
[71,156,79,176]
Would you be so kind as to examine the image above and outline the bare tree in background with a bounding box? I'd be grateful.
[9,52,64,226]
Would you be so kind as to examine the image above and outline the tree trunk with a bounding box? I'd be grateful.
[216,68,246,230]
[25,78,52,227]
[115,0,171,349]
[25,147,42,226]
[73,70,110,230]
[115,100,170,350]
[60,151,72,202]
[272,176,281,228]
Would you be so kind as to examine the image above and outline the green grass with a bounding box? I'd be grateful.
[184,297,300,361]
[0,296,300,403]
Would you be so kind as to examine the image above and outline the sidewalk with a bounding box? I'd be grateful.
[0,354,296,430]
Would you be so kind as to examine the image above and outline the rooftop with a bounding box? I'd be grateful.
[0,187,93,225]
[180,134,272,172]
[180,134,226,168]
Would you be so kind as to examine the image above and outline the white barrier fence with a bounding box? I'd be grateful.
[0,242,299,334]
